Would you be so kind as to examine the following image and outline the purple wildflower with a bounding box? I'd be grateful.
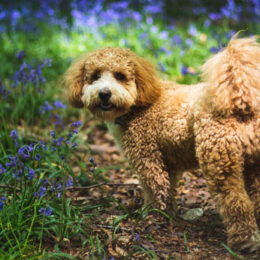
[50,130,55,138]
[54,100,67,109]
[10,130,18,140]
[71,121,82,128]
[89,157,95,164]
[12,168,23,180]
[0,79,10,99]
[18,146,31,159]
[54,113,64,128]
[188,24,198,37]
[40,101,53,114]
[10,130,19,146]
[34,186,46,197]
[39,140,46,150]
[0,164,6,174]
[28,168,35,180]
[71,143,78,148]
[16,50,25,60]
[0,197,6,211]
[209,13,223,20]
[181,66,189,75]
[39,207,52,216]
[210,47,219,53]
[34,154,41,161]
[6,156,18,167]
[65,176,73,188]
[158,62,166,72]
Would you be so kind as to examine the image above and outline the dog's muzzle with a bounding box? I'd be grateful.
[98,88,114,111]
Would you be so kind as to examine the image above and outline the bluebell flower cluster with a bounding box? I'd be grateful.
[11,59,51,91]
[39,100,66,129]
[49,119,81,152]
[208,0,260,23]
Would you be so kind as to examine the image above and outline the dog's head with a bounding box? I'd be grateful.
[65,47,161,120]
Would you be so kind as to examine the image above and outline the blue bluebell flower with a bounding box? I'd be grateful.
[16,50,25,60]
[89,157,95,164]
[209,13,223,20]
[6,156,18,167]
[52,136,65,147]
[34,186,46,197]
[0,79,10,99]
[39,207,52,216]
[158,62,166,72]
[0,163,6,174]
[54,113,64,128]
[10,130,18,140]
[28,168,35,180]
[172,35,182,46]
[159,31,168,40]
[39,140,46,150]
[188,24,198,37]
[34,154,41,161]
[65,176,73,188]
[181,66,189,76]
[210,47,219,53]
[40,101,53,114]
[54,100,67,109]
[18,146,31,159]
[71,143,78,148]
[71,121,82,128]
[0,197,6,211]
[50,130,55,138]
[12,168,23,180]
[186,39,193,47]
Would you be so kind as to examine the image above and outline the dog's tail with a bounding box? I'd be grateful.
[202,36,260,118]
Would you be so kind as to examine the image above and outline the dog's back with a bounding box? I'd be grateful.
[201,36,260,120]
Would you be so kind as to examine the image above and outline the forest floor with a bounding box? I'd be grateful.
[57,119,259,260]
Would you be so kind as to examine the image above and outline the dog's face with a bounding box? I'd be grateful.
[65,47,161,120]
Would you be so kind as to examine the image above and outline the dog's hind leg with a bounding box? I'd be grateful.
[195,119,260,251]
[244,165,260,228]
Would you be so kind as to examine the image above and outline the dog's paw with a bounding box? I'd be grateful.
[230,232,260,253]
[240,232,260,253]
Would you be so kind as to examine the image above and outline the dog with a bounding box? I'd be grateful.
[65,36,260,251]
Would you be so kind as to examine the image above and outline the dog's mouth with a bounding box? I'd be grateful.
[99,102,115,111]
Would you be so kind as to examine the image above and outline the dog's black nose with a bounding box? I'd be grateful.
[99,88,112,102]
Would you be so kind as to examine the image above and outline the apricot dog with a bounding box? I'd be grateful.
[65,37,260,251]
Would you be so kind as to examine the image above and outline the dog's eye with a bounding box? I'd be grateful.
[114,72,126,81]
[91,71,101,81]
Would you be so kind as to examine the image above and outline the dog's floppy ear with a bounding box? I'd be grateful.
[133,56,162,106]
[64,55,88,108]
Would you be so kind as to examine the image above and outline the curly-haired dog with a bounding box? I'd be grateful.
[65,37,260,251]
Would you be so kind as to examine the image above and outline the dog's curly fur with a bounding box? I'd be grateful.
[65,37,260,251]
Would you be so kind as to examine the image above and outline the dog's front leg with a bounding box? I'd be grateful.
[122,135,175,215]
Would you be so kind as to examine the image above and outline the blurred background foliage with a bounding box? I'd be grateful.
[0,0,259,79]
